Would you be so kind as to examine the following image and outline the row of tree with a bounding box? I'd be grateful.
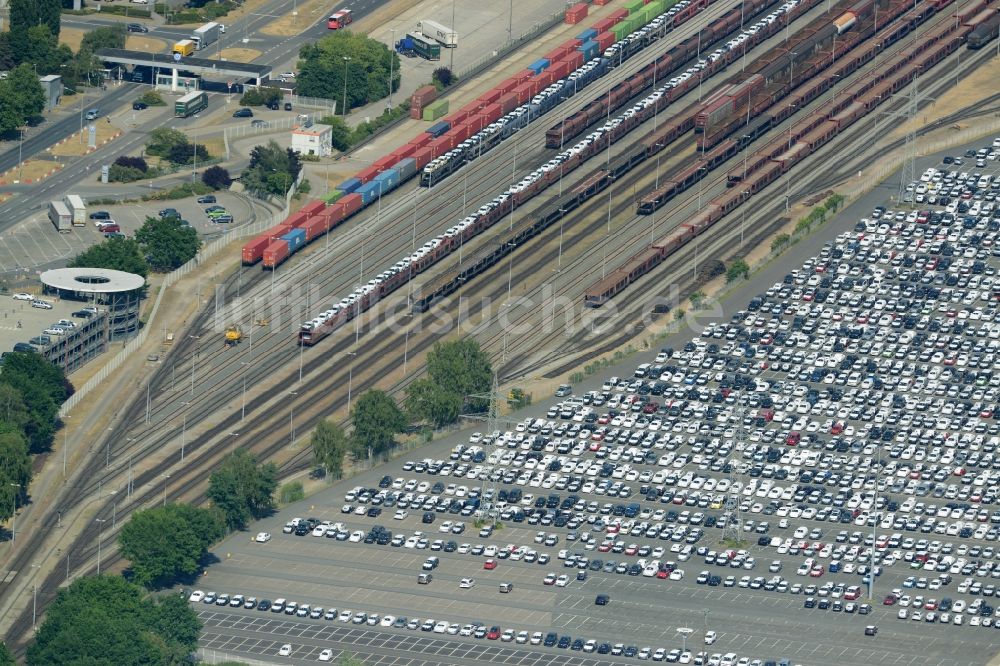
[241,140,302,199]
[311,339,493,478]
[69,214,200,276]
[296,31,400,114]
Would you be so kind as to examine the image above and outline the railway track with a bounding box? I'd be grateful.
[3,0,995,653]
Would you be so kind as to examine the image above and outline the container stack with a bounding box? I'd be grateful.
[410,85,438,120]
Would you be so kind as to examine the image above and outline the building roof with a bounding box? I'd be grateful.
[40,268,145,294]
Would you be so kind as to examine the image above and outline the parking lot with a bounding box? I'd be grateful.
[0,191,253,274]
[0,292,90,355]
[190,137,1000,666]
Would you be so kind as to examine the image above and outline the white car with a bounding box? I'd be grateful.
[11,293,32,301]
[555,574,570,587]
[188,590,205,602]
[704,631,718,645]
[459,577,475,589]
[278,644,293,656]
[318,648,334,662]
[380,615,396,627]
[255,532,271,542]
[394,510,408,520]
[32,300,54,309]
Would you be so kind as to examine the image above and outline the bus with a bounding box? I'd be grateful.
[327,9,353,29]
[175,90,208,118]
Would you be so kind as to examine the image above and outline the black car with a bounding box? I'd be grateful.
[266,100,280,110]
[89,211,111,220]
[197,194,217,204]
[422,512,435,524]
[71,310,94,319]
[233,108,253,118]
[595,594,609,606]
[158,208,179,218]
[571,639,584,651]
[126,23,148,33]
[597,643,611,654]
[284,102,293,111]
[379,475,392,488]
[132,101,148,110]
[256,599,271,611]
[557,636,571,649]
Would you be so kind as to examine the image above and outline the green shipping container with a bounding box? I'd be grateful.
[322,190,344,204]
[625,0,645,13]
[646,0,665,17]
[422,99,449,121]
[661,0,678,11]
[613,23,630,40]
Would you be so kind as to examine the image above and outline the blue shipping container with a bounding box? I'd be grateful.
[337,178,361,193]
[374,168,400,193]
[426,121,450,138]
[280,228,306,253]
[577,28,598,41]
[357,181,380,205]
[578,40,599,61]
[395,157,418,181]
[527,58,550,75]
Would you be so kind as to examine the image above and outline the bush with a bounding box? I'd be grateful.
[108,164,145,183]
[137,90,166,107]
[771,233,791,252]
[142,181,214,201]
[726,258,749,283]
[201,165,232,190]
[239,86,282,107]
[167,142,209,166]
[432,67,454,88]
[279,481,305,505]
[115,155,148,172]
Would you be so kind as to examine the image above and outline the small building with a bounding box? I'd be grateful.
[38,74,62,111]
[291,119,333,157]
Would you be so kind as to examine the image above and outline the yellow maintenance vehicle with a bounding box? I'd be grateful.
[224,326,243,347]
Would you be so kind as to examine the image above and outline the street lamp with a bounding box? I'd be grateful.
[388,29,396,109]
[160,474,170,507]
[346,352,356,412]
[31,562,41,631]
[341,56,351,116]
[227,432,240,455]
[288,392,297,444]
[677,628,693,654]
[8,482,20,543]
[96,518,107,574]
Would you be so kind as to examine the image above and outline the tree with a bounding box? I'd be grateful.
[118,503,225,588]
[404,377,461,428]
[726,258,749,283]
[166,141,209,166]
[69,237,149,277]
[80,25,126,52]
[239,86,282,106]
[27,575,200,666]
[241,140,302,199]
[311,419,348,479]
[0,427,31,521]
[146,127,190,158]
[0,63,47,134]
[324,116,351,151]
[432,67,454,88]
[0,352,69,453]
[9,0,60,59]
[428,339,492,411]
[202,165,232,190]
[207,450,278,530]
[0,642,14,666]
[350,390,406,460]
[296,32,399,113]
[135,216,200,272]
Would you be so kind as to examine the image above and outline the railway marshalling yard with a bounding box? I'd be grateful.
[4,0,1000,664]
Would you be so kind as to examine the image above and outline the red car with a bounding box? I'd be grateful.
[487,626,501,640]
[483,559,497,570]
[883,595,897,606]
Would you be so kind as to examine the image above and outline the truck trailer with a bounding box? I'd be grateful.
[416,20,458,47]
[49,201,71,233]
[64,194,86,226]
[191,22,222,50]
[172,39,196,57]
[395,33,442,60]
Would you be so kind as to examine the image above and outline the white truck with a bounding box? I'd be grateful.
[416,19,457,47]
[64,194,86,226]
[191,22,222,50]
[48,201,71,233]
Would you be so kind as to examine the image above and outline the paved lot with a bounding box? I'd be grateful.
[191,130,1000,666]
[0,293,88,355]
[0,191,252,275]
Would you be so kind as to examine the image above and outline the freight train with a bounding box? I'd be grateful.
[966,7,1000,46]
[583,6,969,308]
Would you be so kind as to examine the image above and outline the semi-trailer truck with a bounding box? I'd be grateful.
[191,22,222,50]
[415,20,457,47]
[395,33,442,60]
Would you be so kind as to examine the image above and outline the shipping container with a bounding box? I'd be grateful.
[355,166,380,184]
[609,8,629,21]
[242,235,272,264]
[357,181,381,205]
[498,76,521,93]
[576,27,598,41]
[498,92,520,114]
[481,102,503,123]
[422,99,450,121]
[513,70,534,84]
[394,144,417,161]
[411,84,438,106]
[395,157,418,181]
[592,17,617,31]
[410,107,424,119]
[374,167,400,193]
[444,109,470,126]
[565,4,588,23]
[340,193,363,217]
[833,12,856,33]
[479,88,502,105]
[284,209,311,229]
[562,50,584,69]
[596,31,616,51]
[280,228,306,253]
[302,215,328,242]
[548,59,570,80]
[426,120,451,137]
[594,0,612,5]
[410,132,434,148]
[527,58,550,75]
[513,82,534,105]
[578,39,600,60]
[413,147,434,169]
[625,0,645,13]
[263,239,290,268]
[322,189,344,204]
[372,155,396,171]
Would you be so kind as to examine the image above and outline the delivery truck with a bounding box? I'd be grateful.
[49,201,72,233]
[172,39,196,57]
[64,194,86,226]
[416,19,458,47]
[395,33,442,60]
[191,22,222,50]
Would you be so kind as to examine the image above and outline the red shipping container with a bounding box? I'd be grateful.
[459,100,484,116]
[561,50,584,70]
[410,133,434,148]
[596,31,615,51]
[394,144,417,161]
[512,82,533,105]
[356,166,380,183]
[593,0,611,5]
[451,124,470,143]
[548,60,570,80]
[609,8,628,21]
[445,110,470,127]
[410,107,423,119]
[565,4,587,23]
[263,239,290,268]
[479,88,502,105]
[301,200,326,217]
[242,235,271,264]
[498,92,520,114]
[284,209,310,229]
[592,17,616,31]
[339,193,363,218]
[463,116,485,134]
[302,216,327,242]
[372,155,395,171]
[480,102,502,124]
[413,147,434,169]
[411,84,437,106]
[514,70,534,84]
[498,76,521,93]
[536,70,557,89]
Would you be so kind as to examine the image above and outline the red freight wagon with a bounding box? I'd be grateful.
[300,200,326,217]
[609,8,629,21]
[512,82,534,104]
[413,147,434,169]
[242,235,272,264]
[562,50,584,70]
[498,76,521,93]
[480,103,502,124]
[548,60,570,80]
[284,209,311,229]
[513,70,534,84]
[479,88,502,105]
[356,166,380,183]
[302,215,328,242]
[339,193,363,218]
[596,31,615,51]
[592,17,616,31]
[263,239,290,268]
[498,92,520,114]
[410,132,434,149]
